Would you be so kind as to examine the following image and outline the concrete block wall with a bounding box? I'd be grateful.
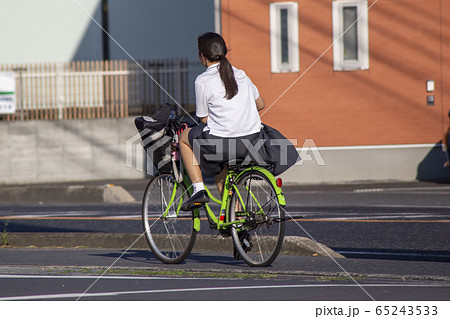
[2,117,450,185]
[1,117,144,185]
[280,144,450,184]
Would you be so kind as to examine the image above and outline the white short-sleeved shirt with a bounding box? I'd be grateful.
[195,64,262,137]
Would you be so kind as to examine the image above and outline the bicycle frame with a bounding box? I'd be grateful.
[174,164,286,233]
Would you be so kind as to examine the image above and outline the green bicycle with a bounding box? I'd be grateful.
[141,160,287,267]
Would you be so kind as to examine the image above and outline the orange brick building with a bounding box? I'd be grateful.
[220,0,449,149]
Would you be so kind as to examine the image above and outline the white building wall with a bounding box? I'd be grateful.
[0,0,214,64]
[0,0,102,63]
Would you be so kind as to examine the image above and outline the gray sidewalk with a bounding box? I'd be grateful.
[2,177,450,204]
[0,248,449,281]
[0,180,140,204]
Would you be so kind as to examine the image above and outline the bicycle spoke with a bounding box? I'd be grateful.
[142,174,196,264]
[230,170,285,267]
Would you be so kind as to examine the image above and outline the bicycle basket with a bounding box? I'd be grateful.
[135,106,177,174]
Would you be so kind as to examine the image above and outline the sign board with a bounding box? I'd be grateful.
[0,72,16,114]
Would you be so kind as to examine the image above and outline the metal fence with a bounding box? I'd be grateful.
[0,58,189,121]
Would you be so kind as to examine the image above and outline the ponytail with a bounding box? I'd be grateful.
[198,32,238,100]
[219,55,238,99]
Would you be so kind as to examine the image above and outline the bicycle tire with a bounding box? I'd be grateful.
[142,174,196,264]
[229,170,285,267]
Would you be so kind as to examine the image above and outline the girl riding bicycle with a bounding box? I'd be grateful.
[180,32,266,211]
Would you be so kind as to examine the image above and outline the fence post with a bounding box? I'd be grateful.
[183,58,188,107]
[176,58,182,114]
[12,66,26,121]
[2,58,190,121]
[56,62,65,120]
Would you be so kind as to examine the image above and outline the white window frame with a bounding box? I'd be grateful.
[270,2,299,73]
[332,0,369,71]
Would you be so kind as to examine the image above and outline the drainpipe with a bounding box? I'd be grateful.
[214,0,221,34]
[101,0,110,61]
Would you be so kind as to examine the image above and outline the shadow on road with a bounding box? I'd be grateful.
[332,247,450,263]
[88,250,244,267]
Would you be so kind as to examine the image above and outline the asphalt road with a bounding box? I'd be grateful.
[0,249,449,301]
[1,180,449,261]
[1,204,449,262]
[0,179,449,302]
[1,272,448,301]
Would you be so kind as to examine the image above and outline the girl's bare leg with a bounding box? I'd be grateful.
[180,128,203,184]
[215,166,228,195]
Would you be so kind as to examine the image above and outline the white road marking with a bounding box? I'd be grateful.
[0,282,446,301]
[7,210,447,220]
[0,274,206,280]
[335,251,450,259]
[288,211,450,221]
[354,186,450,193]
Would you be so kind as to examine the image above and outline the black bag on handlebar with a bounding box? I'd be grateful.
[135,105,177,174]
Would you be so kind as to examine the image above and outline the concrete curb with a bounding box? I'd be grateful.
[4,233,344,258]
[0,184,135,204]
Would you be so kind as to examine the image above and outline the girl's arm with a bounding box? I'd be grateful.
[255,95,265,111]
[200,116,208,124]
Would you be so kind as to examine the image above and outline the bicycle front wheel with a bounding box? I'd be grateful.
[230,170,285,267]
[142,174,196,264]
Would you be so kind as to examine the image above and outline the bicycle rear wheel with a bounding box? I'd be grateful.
[229,170,285,267]
[142,174,196,264]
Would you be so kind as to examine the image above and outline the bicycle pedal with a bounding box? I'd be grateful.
[191,202,205,209]
[180,190,209,211]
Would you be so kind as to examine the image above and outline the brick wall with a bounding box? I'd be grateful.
[221,0,449,147]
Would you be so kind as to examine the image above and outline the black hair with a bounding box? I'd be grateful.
[198,32,238,100]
